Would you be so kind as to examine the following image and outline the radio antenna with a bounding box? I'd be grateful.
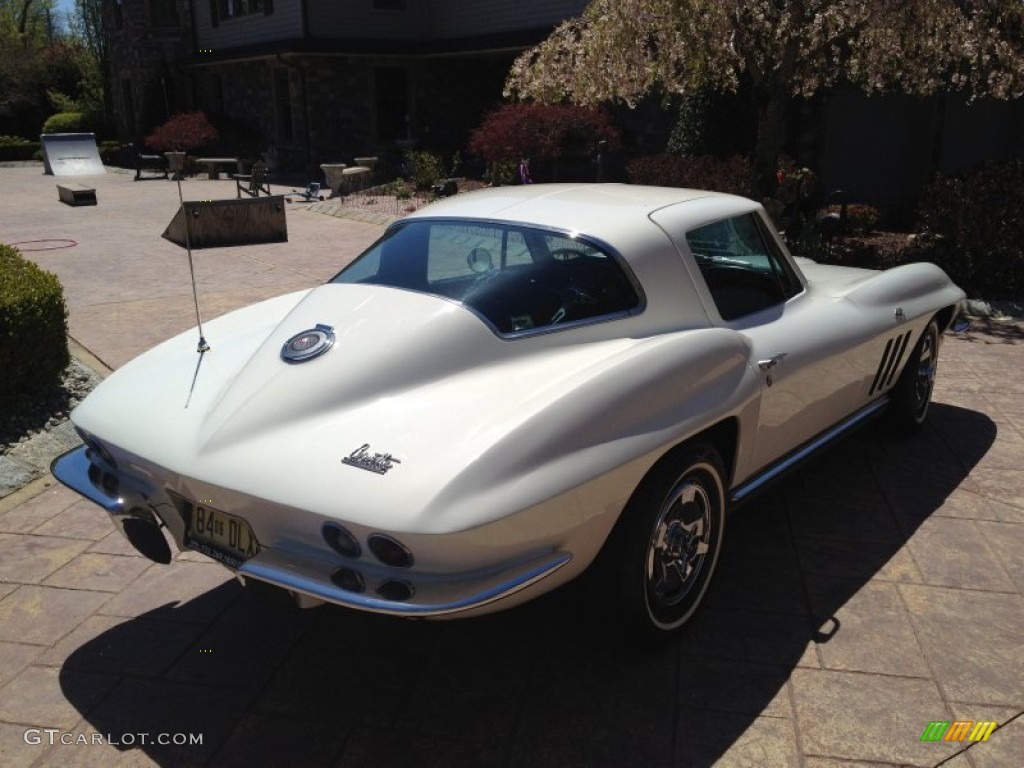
[176,177,211,355]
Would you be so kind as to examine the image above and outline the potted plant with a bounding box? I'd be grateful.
[145,112,219,177]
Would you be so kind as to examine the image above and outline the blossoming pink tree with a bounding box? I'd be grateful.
[505,0,1024,198]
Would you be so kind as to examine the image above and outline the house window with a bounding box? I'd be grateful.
[213,0,273,20]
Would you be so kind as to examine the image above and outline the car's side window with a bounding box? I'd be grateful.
[423,225,537,284]
[686,213,801,321]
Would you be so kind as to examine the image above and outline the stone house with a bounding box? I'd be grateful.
[109,0,588,173]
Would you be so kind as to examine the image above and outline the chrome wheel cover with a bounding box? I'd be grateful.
[644,470,716,620]
[913,327,937,421]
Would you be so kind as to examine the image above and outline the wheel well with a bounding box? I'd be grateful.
[934,304,958,334]
[673,418,739,488]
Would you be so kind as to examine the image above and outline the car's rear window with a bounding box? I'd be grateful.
[332,221,641,335]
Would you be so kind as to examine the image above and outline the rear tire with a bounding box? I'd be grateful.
[886,320,940,434]
[601,443,726,640]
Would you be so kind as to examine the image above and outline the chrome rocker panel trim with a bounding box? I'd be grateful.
[731,396,891,505]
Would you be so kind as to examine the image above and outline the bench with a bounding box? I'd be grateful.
[57,183,97,206]
[194,156,240,180]
[134,153,168,180]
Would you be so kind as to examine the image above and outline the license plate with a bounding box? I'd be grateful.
[185,503,260,568]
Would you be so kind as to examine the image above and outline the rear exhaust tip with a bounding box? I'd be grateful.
[120,511,172,564]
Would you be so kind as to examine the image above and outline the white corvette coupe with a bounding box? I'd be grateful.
[53,184,965,637]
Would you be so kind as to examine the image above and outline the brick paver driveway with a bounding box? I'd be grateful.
[0,165,1021,766]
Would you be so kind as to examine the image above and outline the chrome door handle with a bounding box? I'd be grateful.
[757,354,787,371]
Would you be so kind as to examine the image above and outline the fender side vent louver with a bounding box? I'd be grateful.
[869,331,912,396]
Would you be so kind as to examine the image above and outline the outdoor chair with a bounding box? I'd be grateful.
[234,160,271,198]
[134,150,169,181]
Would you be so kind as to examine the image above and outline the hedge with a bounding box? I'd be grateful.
[915,160,1024,300]
[0,244,70,406]
[0,141,40,162]
[41,112,85,135]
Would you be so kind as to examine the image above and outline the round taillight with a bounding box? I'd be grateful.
[377,579,414,602]
[330,567,365,593]
[322,522,361,558]
[368,534,414,568]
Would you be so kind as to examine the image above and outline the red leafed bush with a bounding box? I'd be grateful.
[468,103,620,164]
[145,111,219,153]
[626,153,752,196]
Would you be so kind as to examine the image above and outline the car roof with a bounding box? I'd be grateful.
[401,184,752,245]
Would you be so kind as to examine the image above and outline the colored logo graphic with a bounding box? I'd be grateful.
[920,720,997,742]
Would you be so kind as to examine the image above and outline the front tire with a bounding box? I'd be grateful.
[602,443,727,639]
[886,319,940,434]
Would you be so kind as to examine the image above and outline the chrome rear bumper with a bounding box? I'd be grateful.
[51,444,123,514]
[51,444,573,618]
[51,445,172,563]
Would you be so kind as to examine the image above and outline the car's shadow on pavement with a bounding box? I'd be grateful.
[59,403,997,767]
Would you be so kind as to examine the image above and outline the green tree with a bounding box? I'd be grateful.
[70,0,108,116]
[0,0,58,39]
[505,0,1024,198]
[0,0,97,137]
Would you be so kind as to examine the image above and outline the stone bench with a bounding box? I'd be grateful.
[321,161,378,196]
[194,157,240,180]
[57,183,97,206]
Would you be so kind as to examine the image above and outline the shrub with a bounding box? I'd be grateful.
[487,159,518,187]
[626,154,752,196]
[0,244,70,406]
[820,203,881,235]
[406,150,445,190]
[41,112,85,134]
[0,137,40,161]
[914,160,1024,300]
[468,103,621,171]
[98,141,122,166]
[145,111,219,153]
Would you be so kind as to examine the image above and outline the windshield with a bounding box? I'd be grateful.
[332,220,641,335]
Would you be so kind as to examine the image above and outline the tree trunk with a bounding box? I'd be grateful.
[18,0,36,35]
[752,87,788,201]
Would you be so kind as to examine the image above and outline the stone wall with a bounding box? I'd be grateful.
[106,0,195,144]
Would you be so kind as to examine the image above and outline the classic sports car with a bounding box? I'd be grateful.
[53,184,965,637]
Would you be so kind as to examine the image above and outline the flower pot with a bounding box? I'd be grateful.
[320,163,348,196]
[165,151,187,178]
